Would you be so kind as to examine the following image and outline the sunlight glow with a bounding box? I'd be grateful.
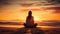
[34,16,42,23]
[34,16,39,21]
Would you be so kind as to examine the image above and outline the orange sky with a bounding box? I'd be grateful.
[0,7,60,22]
[0,0,60,22]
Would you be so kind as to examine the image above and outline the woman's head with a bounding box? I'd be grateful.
[28,10,32,16]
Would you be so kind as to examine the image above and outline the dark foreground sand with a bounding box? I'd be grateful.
[0,27,60,34]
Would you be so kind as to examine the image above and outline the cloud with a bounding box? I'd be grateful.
[19,3,34,7]
[0,0,60,8]
[0,0,11,5]
[44,7,60,13]
[47,0,60,4]
[38,20,60,26]
[0,22,23,25]
[51,7,60,13]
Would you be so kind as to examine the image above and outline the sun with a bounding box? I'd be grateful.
[34,16,43,23]
[34,16,39,22]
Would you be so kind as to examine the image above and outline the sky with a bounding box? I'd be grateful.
[0,0,60,22]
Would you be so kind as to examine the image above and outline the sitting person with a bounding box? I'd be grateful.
[24,11,37,28]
